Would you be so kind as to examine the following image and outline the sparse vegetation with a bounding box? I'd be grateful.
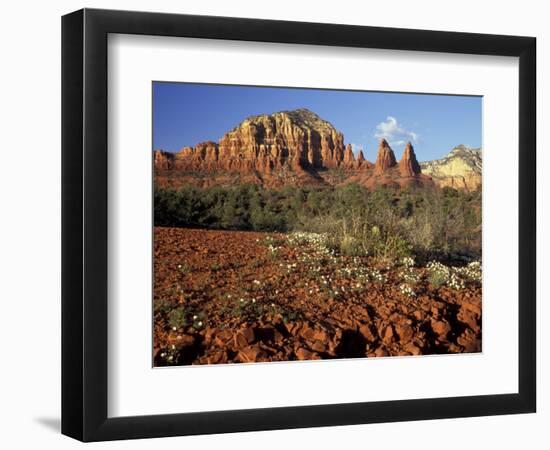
[152,95,485,367]
[154,182,481,263]
[154,226,482,366]
[153,183,482,366]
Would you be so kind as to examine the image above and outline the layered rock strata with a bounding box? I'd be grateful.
[420,145,482,191]
[155,108,443,190]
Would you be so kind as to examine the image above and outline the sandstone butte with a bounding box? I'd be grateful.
[420,144,482,191]
[154,108,481,191]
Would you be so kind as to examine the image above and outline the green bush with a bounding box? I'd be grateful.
[427,271,448,287]
[339,235,365,256]
[154,182,481,262]
[168,307,188,330]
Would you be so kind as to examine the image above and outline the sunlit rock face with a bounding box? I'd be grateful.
[374,138,397,174]
[399,142,421,177]
[154,109,476,191]
[420,145,482,191]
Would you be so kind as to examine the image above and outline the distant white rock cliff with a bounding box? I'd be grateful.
[420,145,482,191]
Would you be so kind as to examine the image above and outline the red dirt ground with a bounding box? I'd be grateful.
[153,227,481,366]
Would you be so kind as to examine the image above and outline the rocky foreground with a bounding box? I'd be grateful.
[154,227,482,366]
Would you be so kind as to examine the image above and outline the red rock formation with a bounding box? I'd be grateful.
[156,109,377,189]
[398,142,421,177]
[167,109,354,175]
[343,144,355,165]
[374,139,397,173]
[349,140,434,190]
[154,150,174,169]
[355,150,373,170]
[154,109,437,190]
[196,141,219,163]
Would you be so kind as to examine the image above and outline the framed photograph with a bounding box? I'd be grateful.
[62,8,536,441]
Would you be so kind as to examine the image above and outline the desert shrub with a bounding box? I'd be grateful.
[154,298,174,316]
[154,182,481,262]
[250,205,286,231]
[339,235,364,256]
[168,306,188,330]
[165,305,206,330]
[366,225,412,262]
[427,270,448,287]
[223,297,271,322]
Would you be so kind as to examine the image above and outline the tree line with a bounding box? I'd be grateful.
[154,183,481,262]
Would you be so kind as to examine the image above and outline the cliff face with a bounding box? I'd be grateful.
[220,108,347,170]
[374,139,397,173]
[399,142,421,177]
[154,108,435,189]
[162,109,360,174]
[420,145,482,191]
[348,139,433,190]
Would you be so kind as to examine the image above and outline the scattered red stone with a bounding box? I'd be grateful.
[153,227,481,366]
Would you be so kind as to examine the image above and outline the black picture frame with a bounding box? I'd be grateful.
[62,8,536,442]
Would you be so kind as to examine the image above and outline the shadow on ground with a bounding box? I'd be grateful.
[35,417,61,433]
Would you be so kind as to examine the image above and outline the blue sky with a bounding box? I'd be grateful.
[153,82,481,162]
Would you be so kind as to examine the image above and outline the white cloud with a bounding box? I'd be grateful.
[374,116,418,147]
